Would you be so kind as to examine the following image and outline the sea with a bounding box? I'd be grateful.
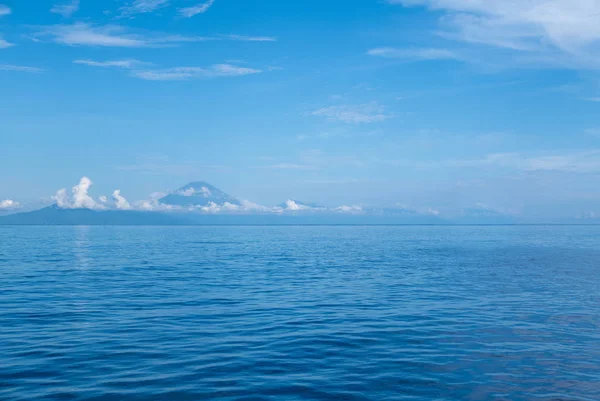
[1,225,599,401]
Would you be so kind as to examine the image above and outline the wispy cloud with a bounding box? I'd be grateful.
[224,34,277,42]
[35,23,208,47]
[387,0,600,69]
[435,150,600,174]
[51,0,80,18]
[131,64,262,81]
[588,97,600,102]
[0,64,44,73]
[584,128,600,136]
[179,0,214,17]
[114,155,230,175]
[75,57,261,81]
[74,59,150,69]
[120,0,170,16]
[0,4,10,17]
[0,37,14,48]
[367,47,460,61]
[311,103,390,124]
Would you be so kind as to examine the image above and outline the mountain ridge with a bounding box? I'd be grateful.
[0,180,548,225]
[158,182,241,208]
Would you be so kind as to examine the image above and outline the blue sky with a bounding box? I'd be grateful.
[1,0,600,219]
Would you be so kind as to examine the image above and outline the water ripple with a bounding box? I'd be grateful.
[1,226,599,400]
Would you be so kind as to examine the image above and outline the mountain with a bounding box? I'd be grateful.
[0,205,450,225]
[0,205,191,225]
[0,183,525,225]
[159,182,241,207]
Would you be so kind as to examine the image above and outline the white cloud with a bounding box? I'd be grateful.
[210,64,262,76]
[51,0,80,18]
[221,202,239,211]
[120,0,170,16]
[0,4,10,17]
[367,47,460,60]
[225,34,277,42]
[198,201,221,213]
[0,199,20,209]
[74,59,149,69]
[53,188,70,208]
[441,150,600,174]
[239,199,275,213]
[311,103,390,124]
[131,67,203,81]
[99,195,108,203]
[36,23,205,48]
[72,176,100,209]
[131,64,262,80]
[136,199,182,211]
[177,186,212,197]
[179,0,214,17]
[284,199,310,211]
[387,0,600,69]
[179,188,195,196]
[112,190,132,210]
[0,38,14,48]
[52,176,104,209]
[0,64,44,72]
[335,205,363,213]
[190,199,317,214]
[201,187,212,197]
[149,191,167,200]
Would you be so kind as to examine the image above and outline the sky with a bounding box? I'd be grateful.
[1,0,600,220]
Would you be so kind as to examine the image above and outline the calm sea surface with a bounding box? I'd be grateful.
[1,226,599,401]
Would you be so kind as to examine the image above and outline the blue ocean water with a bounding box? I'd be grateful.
[1,226,599,401]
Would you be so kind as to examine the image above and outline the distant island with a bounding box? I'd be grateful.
[0,179,578,225]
